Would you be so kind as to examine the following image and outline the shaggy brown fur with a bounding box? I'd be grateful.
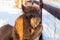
[14,5,43,40]
[0,24,13,40]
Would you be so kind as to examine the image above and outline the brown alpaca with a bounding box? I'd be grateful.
[14,5,43,40]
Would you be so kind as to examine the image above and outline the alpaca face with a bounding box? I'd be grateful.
[22,4,41,28]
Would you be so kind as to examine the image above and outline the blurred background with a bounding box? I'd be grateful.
[0,0,60,40]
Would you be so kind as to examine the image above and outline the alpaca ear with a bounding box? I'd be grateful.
[22,5,26,13]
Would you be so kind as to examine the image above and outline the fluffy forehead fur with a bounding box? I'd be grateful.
[22,5,40,14]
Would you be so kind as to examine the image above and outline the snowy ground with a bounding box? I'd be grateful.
[42,9,60,40]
